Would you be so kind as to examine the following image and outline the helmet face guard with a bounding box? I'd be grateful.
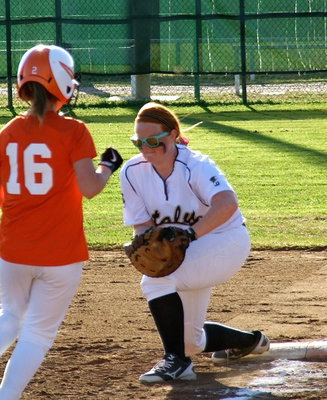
[17,44,78,107]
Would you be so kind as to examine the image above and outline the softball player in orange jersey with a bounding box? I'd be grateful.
[0,44,122,399]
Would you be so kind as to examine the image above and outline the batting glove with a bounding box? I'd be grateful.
[99,147,123,173]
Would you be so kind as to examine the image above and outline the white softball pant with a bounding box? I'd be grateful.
[141,226,251,356]
[0,259,83,400]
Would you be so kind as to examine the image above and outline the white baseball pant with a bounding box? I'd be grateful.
[0,259,83,399]
[141,226,251,356]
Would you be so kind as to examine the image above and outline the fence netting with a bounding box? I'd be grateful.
[0,0,326,109]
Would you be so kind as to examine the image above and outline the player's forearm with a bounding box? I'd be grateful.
[80,168,112,199]
[192,191,238,238]
[92,165,112,194]
[134,220,154,236]
[74,158,112,199]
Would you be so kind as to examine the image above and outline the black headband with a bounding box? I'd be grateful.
[140,113,175,131]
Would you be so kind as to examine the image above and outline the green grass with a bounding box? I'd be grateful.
[0,102,326,250]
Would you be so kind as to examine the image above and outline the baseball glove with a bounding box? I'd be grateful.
[124,226,194,277]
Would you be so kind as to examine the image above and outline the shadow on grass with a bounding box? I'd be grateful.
[1,107,325,169]
[183,117,327,168]
[71,106,327,168]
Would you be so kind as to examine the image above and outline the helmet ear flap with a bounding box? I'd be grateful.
[17,44,77,107]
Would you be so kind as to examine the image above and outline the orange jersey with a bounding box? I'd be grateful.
[0,111,97,266]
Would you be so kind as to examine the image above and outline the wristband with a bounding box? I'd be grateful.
[99,161,114,172]
[187,227,197,241]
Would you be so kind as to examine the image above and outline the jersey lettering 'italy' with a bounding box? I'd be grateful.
[0,111,97,266]
[120,145,244,232]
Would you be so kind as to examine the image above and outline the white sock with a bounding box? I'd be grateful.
[0,341,47,400]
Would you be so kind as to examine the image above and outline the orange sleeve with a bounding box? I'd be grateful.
[70,123,97,163]
[0,184,4,208]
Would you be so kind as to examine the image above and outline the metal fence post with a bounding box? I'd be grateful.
[239,0,248,105]
[5,0,14,113]
[55,0,63,46]
[194,0,202,101]
[130,0,154,101]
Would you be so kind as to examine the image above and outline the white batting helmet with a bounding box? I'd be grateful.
[17,44,78,106]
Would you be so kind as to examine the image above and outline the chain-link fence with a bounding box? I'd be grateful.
[0,0,326,111]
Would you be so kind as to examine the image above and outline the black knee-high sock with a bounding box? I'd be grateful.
[203,322,256,352]
[148,292,186,359]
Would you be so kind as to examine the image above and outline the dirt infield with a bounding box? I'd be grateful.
[3,249,326,399]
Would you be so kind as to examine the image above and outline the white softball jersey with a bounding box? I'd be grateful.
[120,144,245,231]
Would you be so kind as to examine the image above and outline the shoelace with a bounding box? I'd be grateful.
[153,358,175,372]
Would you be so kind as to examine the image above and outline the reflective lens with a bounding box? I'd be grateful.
[131,131,170,149]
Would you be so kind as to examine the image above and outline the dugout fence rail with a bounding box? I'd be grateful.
[0,0,326,111]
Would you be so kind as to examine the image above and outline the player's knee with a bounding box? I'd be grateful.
[140,276,175,301]
[19,328,57,352]
[185,339,205,356]
[0,311,20,340]
[184,326,206,356]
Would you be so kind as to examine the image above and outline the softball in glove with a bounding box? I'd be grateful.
[124,226,196,277]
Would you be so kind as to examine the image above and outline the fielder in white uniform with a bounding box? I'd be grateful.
[120,102,270,383]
